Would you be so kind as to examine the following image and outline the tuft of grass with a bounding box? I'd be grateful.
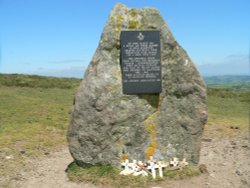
[198,164,208,174]
[67,162,150,187]
[67,162,202,187]
[163,167,201,180]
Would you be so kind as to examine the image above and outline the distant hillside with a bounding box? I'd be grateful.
[205,75,250,84]
[1,74,250,90]
[204,75,250,90]
[0,74,81,89]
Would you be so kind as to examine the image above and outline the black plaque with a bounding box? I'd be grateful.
[121,30,161,94]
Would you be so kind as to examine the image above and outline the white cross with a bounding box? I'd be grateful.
[170,157,179,167]
[150,161,156,179]
[179,158,188,168]
[158,161,163,178]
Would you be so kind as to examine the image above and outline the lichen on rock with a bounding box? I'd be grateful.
[67,3,207,167]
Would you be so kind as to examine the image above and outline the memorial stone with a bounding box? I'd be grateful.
[67,3,207,167]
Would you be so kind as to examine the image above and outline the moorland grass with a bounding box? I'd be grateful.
[206,88,250,136]
[205,75,250,90]
[0,73,81,89]
[66,162,201,188]
[66,88,249,187]
[67,162,150,187]
[0,74,249,187]
[0,75,80,180]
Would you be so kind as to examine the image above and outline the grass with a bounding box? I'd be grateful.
[66,88,249,187]
[163,166,201,179]
[206,88,249,137]
[205,75,250,90]
[0,73,80,89]
[0,75,80,182]
[67,163,149,187]
[67,162,201,188]
[0,74,249,187]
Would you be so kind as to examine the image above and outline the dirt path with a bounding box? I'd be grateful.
[14,148,103,188]
[14,148,99,188]
[10,133,250,188]
[199,135,250,188]
[164,134,250,188]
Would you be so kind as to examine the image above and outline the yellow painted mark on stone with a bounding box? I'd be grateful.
[144,95,164,159]
[144,111,158,159]
[121,154,127,161]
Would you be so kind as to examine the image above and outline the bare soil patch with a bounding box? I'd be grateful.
[6,128,249,188]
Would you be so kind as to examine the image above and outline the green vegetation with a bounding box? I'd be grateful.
[0,74,80,180]
[206,88,249,136]
[0,73,249,187]
[0,73,81,89]
[205,75,250,84]
[67,162,201,187]
[205,75,250,90]
[163,166,201,179]
[67,162,149,187]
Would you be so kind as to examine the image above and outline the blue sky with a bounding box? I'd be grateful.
[0,0,249,77]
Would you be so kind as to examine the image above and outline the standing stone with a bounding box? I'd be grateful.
[67,3,207,167]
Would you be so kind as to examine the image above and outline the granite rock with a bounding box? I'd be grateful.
[67,3,207,167]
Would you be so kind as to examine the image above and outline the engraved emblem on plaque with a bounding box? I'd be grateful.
[137,32,145,41]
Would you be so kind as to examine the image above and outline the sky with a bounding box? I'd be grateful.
[0,0,249,78]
